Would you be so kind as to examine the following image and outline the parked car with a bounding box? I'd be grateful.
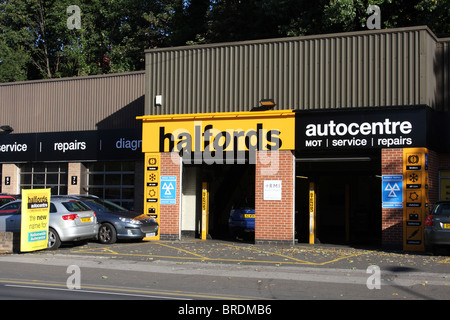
[0,194,19,207]
[425,200,450,254]
[55,195,159,244]
[228,196,255,240]
[0,198,98,250]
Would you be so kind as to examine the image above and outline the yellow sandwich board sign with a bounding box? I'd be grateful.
[20,189,51,252]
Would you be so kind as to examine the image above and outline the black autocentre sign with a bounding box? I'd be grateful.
[296,108,428,151]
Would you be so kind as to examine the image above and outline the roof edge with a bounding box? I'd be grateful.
[145,25,438,54]
[137,110,295,122]
[0,70,145,87]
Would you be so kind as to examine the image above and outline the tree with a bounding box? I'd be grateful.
[170,0,210,46]
[0,0,174,81]
[1,0,450,83]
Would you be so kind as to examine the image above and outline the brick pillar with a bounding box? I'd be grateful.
[159,152,182,240]
[1,164,19,194]
[381,148,403,248]
[67,162,86,195]
[255,150,295,245]
[428,150,439,208]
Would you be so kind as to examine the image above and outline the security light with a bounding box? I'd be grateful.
[0,125,13,133]
[251,99,276,111]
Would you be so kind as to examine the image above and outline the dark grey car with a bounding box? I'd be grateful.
[425,200,450,254]
[55,195,159,244]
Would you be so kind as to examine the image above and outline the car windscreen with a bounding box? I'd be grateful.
[0,198,14,207]
[61,200,91,212]
[0,201,21,214]
[237,197,255,209]
[83,198,127,213]
[433,203,450,216]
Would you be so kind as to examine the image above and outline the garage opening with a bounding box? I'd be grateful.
[295,151,382,247]
[181,163,255,241]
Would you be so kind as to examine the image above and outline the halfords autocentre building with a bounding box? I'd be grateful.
[1,26,450,251]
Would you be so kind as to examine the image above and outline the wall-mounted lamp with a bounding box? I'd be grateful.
[0,125,13,133]
[154,95,162,107]
[251,99,276,111]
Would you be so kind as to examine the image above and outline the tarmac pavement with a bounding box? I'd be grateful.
[38,238,450,274]
[1,239,449,300]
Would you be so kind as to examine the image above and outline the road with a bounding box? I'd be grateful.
[0,240,449,306]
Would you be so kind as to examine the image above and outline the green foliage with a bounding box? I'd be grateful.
[1,0,449,83]
[0,0,174,81]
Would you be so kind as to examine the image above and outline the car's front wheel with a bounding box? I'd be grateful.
[48,228,61,250]
[98,223,117,244]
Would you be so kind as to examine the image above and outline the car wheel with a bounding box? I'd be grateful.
[98,223,117,244]
[48,228,61,250]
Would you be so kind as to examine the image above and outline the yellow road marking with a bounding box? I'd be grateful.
[154,242,210,260]
[309,252,367,266]
[221,243,316,265]
[68,241,370,266]
[101,248,119,254]
[71,241,149,253]
[74,240,450,267]
[438,257,450,264]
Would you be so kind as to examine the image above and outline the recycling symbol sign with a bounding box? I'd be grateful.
[160,176,177,204]
[382,175,403,208]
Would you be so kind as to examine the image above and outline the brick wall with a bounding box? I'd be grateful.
[439,153,450,169]
[159,152,182,240]
[381,148,403,247]
[428,150,439,206]
[381,149,450,249]
[255,150,295,245]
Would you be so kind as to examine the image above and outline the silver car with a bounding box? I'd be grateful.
[425,200,450,254]
[0,198,98,250]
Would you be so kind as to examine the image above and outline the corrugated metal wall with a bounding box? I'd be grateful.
[435,38,450,109]
[0,71,144,134]
[145,26,448,115]
[1,26,448,135]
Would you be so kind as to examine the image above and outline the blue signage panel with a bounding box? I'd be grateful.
[382,175,403,208]
[160,175,177,204]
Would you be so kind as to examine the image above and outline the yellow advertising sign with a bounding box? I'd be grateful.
[138,110,295,154]
[201,182,209,240]
[309,182,316,244]
[403,147,428,252]
[20,189,51,252]
[143,152,160,240]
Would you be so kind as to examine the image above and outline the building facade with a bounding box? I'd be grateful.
[1,26,450,250]
[140,26,450,250]
[0,71,146,212]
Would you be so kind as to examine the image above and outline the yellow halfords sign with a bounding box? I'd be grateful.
[20,189,51,252]
[138,110,295,157]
